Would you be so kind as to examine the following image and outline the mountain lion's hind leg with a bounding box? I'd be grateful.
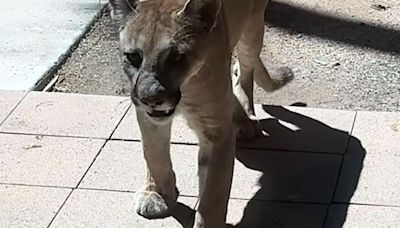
[233,5,267,139]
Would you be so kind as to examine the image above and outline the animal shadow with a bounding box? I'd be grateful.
[229,105,365,228]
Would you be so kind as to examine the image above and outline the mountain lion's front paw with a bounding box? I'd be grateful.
[134,190,175,219]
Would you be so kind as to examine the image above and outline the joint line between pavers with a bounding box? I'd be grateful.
[109,138,351,155]
[331,201,400,208]
[0,182,73,190]
[74,103,132,188]
[186,197,199,227]
[228,197,330,206]
[70,186,201,206]
[109,103,133,139]
[348,111,358,140]
[77,186,135,194]
[238,146,346,156]
[0,131,107,140]
[328,110,358,198]
[321,111,358,227]
[0,92,29,127]
[47,189,75,228]
[110,137,199,146]
[74,139,110,189]
[74,186,199,227]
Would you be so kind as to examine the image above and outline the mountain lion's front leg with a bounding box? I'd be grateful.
[134,109,178,219]
[194,124,235,228]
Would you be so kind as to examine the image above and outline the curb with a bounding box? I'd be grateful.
[33,3,108,91]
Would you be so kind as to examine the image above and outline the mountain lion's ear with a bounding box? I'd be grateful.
[109,0,138,29]
[177,0,222,32]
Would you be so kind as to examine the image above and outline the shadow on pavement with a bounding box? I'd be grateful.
[171,202,196,228]
[169,106,365,228]
[230,106,365,228]
[265,1,400,54]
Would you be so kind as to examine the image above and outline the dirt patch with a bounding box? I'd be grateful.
[53,9,130,96]
[53,4,400,112]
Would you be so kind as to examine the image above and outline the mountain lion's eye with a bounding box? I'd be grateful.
[168,48,185,63]
[125,50,143,68]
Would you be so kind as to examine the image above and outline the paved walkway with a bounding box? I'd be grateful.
[1,91,399,227]
[0,0,104,90]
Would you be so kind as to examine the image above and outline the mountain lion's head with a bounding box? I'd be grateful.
[110,0,221,122]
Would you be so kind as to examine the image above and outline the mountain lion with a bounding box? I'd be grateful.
[109,0,293,227]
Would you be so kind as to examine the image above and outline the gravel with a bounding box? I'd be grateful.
[53,1,400,112]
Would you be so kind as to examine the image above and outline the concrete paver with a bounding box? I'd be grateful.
[79,141,199,196]
[0,0,104,90]
[350,111,400,156]
[50,189,197,228]
[78,140,148,191]
[110,107,142,140]
[226,199,327,228]
[232,149,342,203]
[325,204,400,228]
[0,185,71,227]
[0,91,26,124]
[112,106,198,144]
[0,134,104,187]
[0,92,130,138]
[247,105,356,153]
[335,111,400,206]
[335,143,400,206]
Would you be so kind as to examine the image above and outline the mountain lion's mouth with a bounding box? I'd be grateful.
[146,109,175,118]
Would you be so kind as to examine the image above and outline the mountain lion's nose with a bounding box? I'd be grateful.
[139,87,167,107]
[140,96,165,107]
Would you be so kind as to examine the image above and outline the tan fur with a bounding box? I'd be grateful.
[110,0,293,227]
